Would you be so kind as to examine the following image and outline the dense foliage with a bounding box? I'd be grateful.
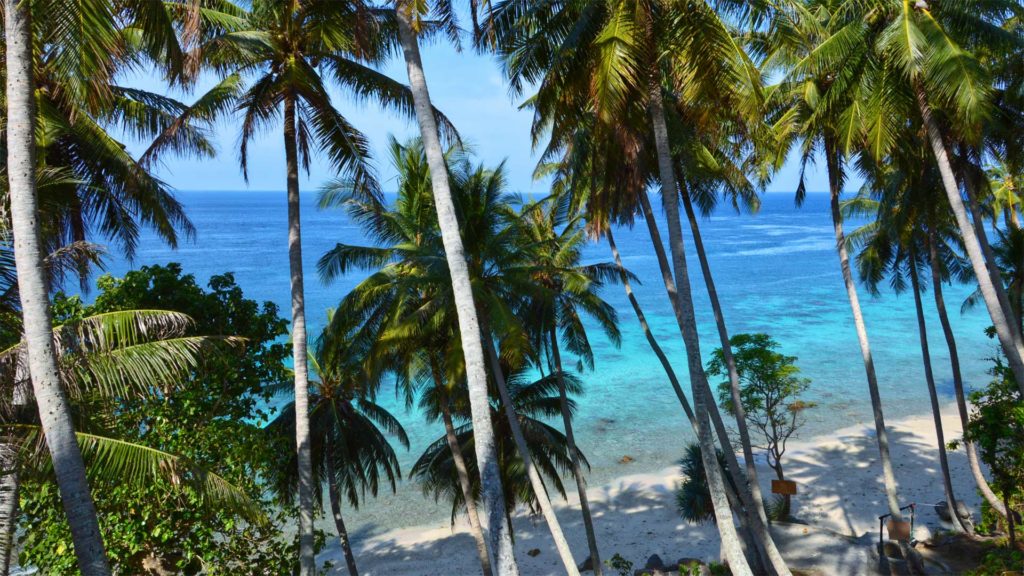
[17,264,328,575]
[967,356,1024,545]
[2,0,1024,573]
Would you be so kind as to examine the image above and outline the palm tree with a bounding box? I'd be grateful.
[392,4,521,573]
[862,0,1024,397]
[540,136,760,545]
[447,152,579,575]
[413,367,588,537]
[764,0,908,528]
[670,86,785,544]
[201,3,435,570]
[323,136,579,573]
[0,310,255,571]
[987,160,1022,228]
[320,136,495,576]
[491,2,786,572]
[675,443,741,526]
[1,1,251,567]
[844,160,972,533]
[267,312,408,576]
[930,228,1007,519]
[4,0,109,569]
[519,195,622,574]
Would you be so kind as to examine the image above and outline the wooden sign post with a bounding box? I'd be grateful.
[886,519,912,541]
[771,479,797,495]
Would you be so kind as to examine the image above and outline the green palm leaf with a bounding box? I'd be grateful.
[12,424,265,525]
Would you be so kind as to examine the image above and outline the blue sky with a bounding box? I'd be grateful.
[132,40,860,195]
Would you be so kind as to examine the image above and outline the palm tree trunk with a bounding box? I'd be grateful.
[282,92,316,576]
[681,187,791,576]
[3,3,110,574]
[634,190,764,570]
[908,255,970,533]
[326,442,359,576]
[433,358,494,576]
[648,86,752,576]
[914,85,1024,398]
[961,149,1022,345]
[927,232,1006,517]
[825,147,925,573]
[479,314,580,576]
[607,231,696,426]
[395,9,517,575]
[609,229,763,569]
[0,437,19,576]
[549,329,602,576]
[823,140,904,522]
[0,367,28,576]
[608,228,747,452]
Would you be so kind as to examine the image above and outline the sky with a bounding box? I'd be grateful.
[132,40,862,196]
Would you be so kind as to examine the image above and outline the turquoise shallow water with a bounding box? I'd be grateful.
[87,190,995,533]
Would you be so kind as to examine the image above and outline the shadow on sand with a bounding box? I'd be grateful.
[325,422,979,575]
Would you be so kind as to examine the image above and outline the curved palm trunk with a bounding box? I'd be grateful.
[681,188,792,574]
[635,190,763,569]
[4,3,110,574]
[479,316,579,576]
[648,88,752,576]
[609,230,763,567]
[915,85,1024,398]
[963,164,1024,344]
[908,256,970,533]
[326,443,359,576]
[549,329,602,576]
[432,357,494,576]
[962,149,1023,345]
[926,233,1005,517]
[607,231,696,426]
[282,93,316,576]
[395,10,518,575]
[824,142,903,522]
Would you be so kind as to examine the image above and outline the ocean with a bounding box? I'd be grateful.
[85,190,995,534]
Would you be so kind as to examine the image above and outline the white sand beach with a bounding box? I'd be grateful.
[323,405,983,575]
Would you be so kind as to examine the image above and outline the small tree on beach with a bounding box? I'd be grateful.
[708,333,813,519]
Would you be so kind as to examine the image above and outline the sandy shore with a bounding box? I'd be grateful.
[321,405,982,575]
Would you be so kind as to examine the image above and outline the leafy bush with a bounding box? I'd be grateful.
[965,355,1024,546]
[676,442,741,525]
[18,264,328,574]
[604,553,634,576]
[963,546,1023,575]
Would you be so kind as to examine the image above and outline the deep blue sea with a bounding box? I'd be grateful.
[85,190,995,532]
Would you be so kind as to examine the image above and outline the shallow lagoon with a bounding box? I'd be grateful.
[88,190,995,533]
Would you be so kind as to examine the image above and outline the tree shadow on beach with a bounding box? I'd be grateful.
[337,477,720,576]
[783,425,979,539]
[330,421,980,575]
